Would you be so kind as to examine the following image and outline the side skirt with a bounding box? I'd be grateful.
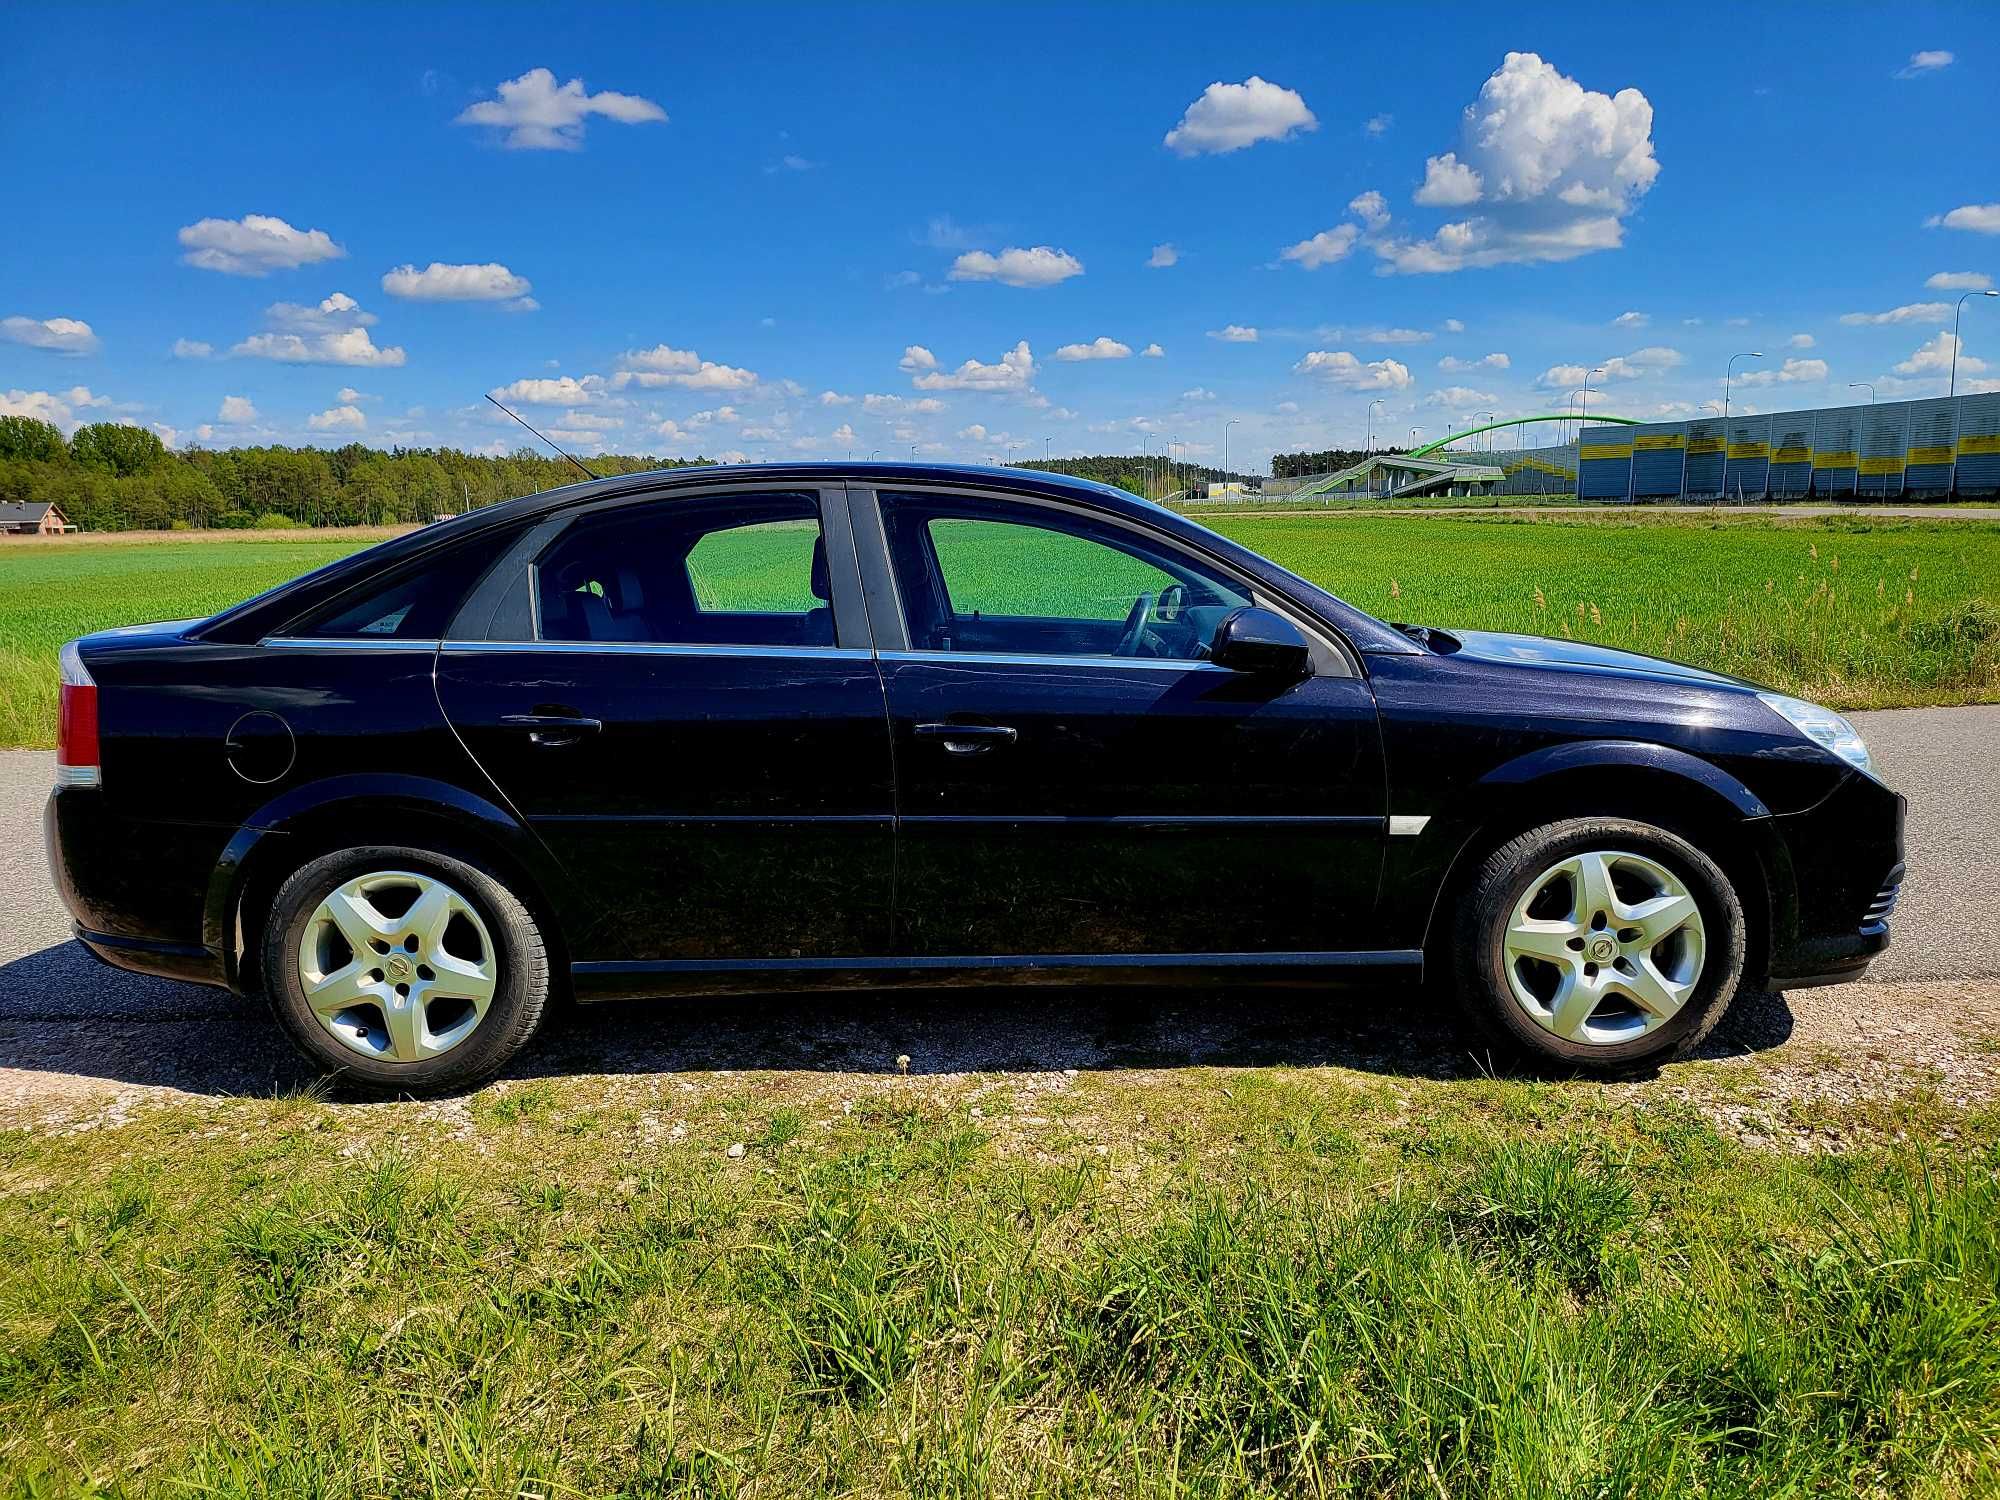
[571,950,1424,1003]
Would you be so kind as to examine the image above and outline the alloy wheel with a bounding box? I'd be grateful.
[1501,849,1706,1046]
[296,870,498,1064]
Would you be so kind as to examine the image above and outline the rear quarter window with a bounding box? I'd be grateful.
[288,527,523,640]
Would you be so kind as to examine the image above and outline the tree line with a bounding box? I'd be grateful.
[0,416,1279,532]
[1270,447,1385,479]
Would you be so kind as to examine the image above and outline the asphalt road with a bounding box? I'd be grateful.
[0,705,1993,1094]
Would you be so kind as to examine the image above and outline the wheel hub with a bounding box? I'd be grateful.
[1500,848,1707,1046]
[295,870,499,1065]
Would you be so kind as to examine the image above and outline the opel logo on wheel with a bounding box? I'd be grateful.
[1589,938,1617,962]
[386,954,412,979]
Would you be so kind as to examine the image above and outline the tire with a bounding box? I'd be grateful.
[1451,817,1746,1073]
[262,844,550,1095]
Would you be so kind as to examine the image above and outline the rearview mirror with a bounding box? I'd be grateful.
[1209,606,1311,677]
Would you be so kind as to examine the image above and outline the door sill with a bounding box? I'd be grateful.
[571,950,1423,1002]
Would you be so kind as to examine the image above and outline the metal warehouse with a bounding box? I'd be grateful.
[1572,392,2000,502]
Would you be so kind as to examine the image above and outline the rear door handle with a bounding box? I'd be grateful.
[500,712,603,747]
[915,722,1018,754]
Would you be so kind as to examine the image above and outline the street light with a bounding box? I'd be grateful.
[1474,411,1494,454]
[1723,351,1763,429]
[1848,382,1876,405]
[1043,436,1051,465]
[1952,290,1999,397]
[1224,417,1239,480]
[1367,398,1385,455]
[868,449,881,461]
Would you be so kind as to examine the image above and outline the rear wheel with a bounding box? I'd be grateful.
[262,845,549,1095]
[1452,817,1746,1072]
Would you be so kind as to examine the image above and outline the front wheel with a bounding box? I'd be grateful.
[262,845,550,1095]
[1452,817,1746,1072]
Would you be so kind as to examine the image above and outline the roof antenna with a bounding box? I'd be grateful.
[484,393,599,480]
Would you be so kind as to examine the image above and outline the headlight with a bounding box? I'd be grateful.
[1757,692,1876,777]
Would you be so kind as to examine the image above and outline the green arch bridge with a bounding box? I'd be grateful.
[1408,413,1639,459]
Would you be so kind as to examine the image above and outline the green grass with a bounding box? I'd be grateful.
[3,512,1997,748]
[3,1072,1997,1495]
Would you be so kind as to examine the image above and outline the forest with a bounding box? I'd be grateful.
[0,417,1269,531]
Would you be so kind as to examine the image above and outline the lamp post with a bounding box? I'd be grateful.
[868,449,880,461]
[1848,382,1875,405]
[1474,411,1494,454]
[1043,436,1051,465]
[1367,398,1384,455]
[1224,417,1238,481]
[1723,351,1763,429]
[1952,290,1999,398]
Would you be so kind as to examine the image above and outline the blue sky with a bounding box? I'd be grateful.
[3,2,1996,470]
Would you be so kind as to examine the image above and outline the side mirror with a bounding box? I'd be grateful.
[1209,606,1311,677]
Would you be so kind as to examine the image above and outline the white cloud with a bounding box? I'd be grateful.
[1840,302,1952,326]
[266,291,375,332]
[1349,190,1390,229]
[3,315,99,356]
[455,67,667,150]
[178,214,345,275]
[1414,153,1483,206]
[1927,271,1993,291]
[818,390,855,406]
[1895,49,1954,78]
[1292,350,1413,390]
[336,386,374,404]
[899,345,939,372]
[1053,337,1132,361]
[1787,333,1816,349]
[1147,243,1179,268]
[1930,204,2000,235]
[1181,387,1217,401]
[1375,52,1658,274]
[1163,76,1316,156]
[1611,310,1649,328]
[1140,342,1165,358]
[1893,331,1985,377]
[1208,325,1259,343]
[612,344,758,390]
[1534,346,1683,388]
[1364,113,1393,137]
[948,246,1084,288]
[218,395,258,423]
[171,338,213,359]
[1361,327,1433,344]
[910,340,1035,392]
[381,262,533,302]
[307,404,367,432]
[488,375,607,406]
[862,394,946,413]
[1441,318,1465,334]
[1732,357,1829,386]
[0,386,111,434]
[232,327,406,367]
[1280,224,1360,270]
[830,423,857,446]
[1425,386,1498,409]
[1439,352,1510,371]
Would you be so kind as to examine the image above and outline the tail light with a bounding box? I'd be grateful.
[56,640,100,788]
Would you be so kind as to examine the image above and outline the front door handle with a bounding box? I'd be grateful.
[500,712,603,747]
[915,722,1019,755]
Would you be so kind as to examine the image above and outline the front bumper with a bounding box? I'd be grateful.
[1762,771,1905,988]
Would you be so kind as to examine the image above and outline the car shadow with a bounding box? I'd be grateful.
[0,939,1796,1101]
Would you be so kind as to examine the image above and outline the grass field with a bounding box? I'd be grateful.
[4,1056,1996,1494]
[2,513,1996,748]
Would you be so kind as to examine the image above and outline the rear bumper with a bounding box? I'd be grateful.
[73,924,227,987]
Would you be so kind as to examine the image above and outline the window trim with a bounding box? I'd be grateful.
[444,483,870,651]
[849,483,1355,676]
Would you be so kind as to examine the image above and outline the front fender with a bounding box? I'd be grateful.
[1474,739,1772,818]
[202,772,568,989]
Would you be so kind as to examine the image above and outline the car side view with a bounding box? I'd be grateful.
[45,464,1905,1093]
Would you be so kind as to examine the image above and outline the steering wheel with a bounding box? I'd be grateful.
[1114,592,1157,656]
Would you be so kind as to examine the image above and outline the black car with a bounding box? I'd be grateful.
[46,464,1904,1092]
